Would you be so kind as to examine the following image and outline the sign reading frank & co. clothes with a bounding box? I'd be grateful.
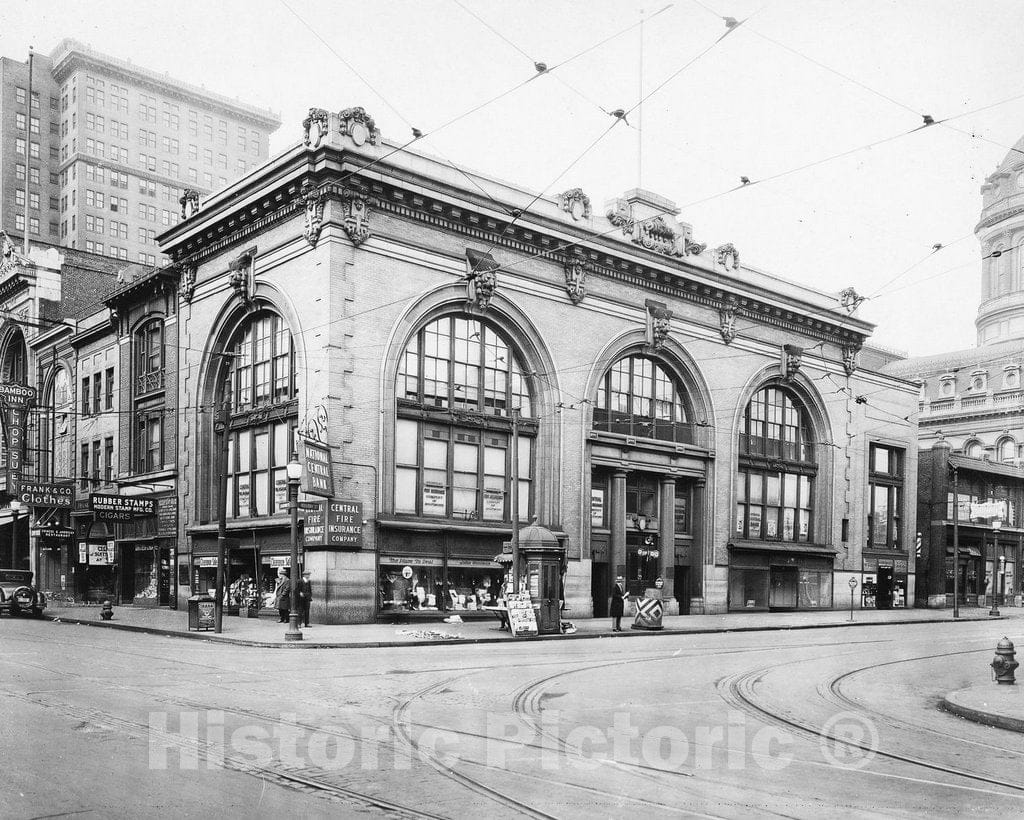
[298,439,334,498]
[17,478,75,508]
[90,493,157,521]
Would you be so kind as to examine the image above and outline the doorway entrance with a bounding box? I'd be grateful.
[875,566,894,609]
[769,566,798,609]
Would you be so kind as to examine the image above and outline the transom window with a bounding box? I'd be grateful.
[593,355,691,443]
[736,386,816,543]
[395,315,534,521]
[400,316,530,416]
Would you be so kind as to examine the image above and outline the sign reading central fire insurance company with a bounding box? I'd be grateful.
[89,493,157,521]
[299,439,335,498]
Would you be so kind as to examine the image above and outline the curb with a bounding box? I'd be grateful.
[46,612,1005,649]
[941,691,1024,733]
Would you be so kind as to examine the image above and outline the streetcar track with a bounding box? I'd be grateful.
[718,655,1024,797]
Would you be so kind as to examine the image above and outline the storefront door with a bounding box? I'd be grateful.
[158,549,171,606]
[538,561,561,633]
[875,567,894,609]
[769,566,798,608]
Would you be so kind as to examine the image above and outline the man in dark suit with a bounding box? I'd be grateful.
[297,570,313,627]
[272,568,290,623]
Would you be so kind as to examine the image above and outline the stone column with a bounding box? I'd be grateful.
[609,471,628,584]
[659,477,678,615]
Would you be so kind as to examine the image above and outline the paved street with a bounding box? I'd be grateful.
[4,615,1024,818]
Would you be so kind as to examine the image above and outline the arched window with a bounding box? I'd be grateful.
[965,440,983,459]
[0,328,27,384]
[593,354,691,443]
[998,438,1017,463]
[735,386,815,542]
[220,311,298,519]
[395,315,533,521]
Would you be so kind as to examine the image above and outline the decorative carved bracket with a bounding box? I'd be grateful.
[303,107,330,149]
[719,295,739,344]
[715,242,740,270]
[842,343,860,376]
[299,181,326,246]
[0,231,29,278]
[563,248,590,305]
[559,188,592,221]
[838,287,865,314]
[177,262,197,303]
[301,403,329,444]
[646,299,673,352]
[228,246,258,310]
[340,188,372,246]
[466,249,499,311]
[338,106,380,146]
[179,189,200,220]
[782,344,803,381]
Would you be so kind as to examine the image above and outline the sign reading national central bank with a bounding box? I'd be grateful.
[299,439,335,498]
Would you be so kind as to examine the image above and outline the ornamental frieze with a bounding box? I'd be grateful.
[338,106,380,146]
[606,198,705,259]
[303,107,330,149]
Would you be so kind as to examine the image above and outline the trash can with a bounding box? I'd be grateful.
[188,594,216,631]
[631,588,664,631]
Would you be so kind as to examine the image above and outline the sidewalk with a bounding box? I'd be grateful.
[41,603,1015,649]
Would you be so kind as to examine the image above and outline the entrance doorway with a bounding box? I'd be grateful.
[675,565,690,614]
[769,566,798,609]
[591,561,609,618]
[875,566,894,609]
[159,549,172,606]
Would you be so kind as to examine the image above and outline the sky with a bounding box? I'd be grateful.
[4,0,1023,357]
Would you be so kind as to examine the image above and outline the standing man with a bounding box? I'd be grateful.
[298,569,313,627]
[272,567,290,623]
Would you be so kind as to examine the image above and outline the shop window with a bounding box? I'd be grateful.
[378,561,505,612]
[729,567,769,609]
[868,443,904,549]
[798,571,832,608]
[735,386,816,543]
[395,315,534,521]
[217,310,298,521]
[593,355,692,444]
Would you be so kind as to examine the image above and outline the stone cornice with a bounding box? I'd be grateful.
[976,203,1024,232]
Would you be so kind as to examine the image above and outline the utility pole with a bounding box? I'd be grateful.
[511,407,520,594]
[214,373,232,633]
[951,463,959,620]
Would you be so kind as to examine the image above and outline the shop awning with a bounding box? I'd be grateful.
[728,541,839,557]
[946,546,983,558]
[492,553,513,564]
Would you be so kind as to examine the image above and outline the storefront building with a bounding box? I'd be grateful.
[157,107,919,622]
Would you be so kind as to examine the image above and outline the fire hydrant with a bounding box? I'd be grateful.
[100,600,114,620]
[991,637,1018,685]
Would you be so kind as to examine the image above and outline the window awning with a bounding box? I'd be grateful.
[728,541,839,557]
[946,546,983,558]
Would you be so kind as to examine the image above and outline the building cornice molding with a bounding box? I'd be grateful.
[976,203,1024,233]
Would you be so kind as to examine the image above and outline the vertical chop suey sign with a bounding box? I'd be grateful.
[299,439,335,498]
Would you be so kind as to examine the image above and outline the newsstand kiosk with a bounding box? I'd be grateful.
[516,519,565,636]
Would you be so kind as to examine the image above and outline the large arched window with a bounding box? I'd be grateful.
[998,438,1017,463]
[735,386,816,542]
[965,440,983,459]
[593,355,691,443]
[221,311,298,519]
[0,328,27,384]
[395,314,534,521]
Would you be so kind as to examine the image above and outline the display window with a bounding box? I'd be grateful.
[378,559,506,612]
[729,567,769,609]
[797,571,832,608]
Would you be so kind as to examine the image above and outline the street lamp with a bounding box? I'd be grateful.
[285,450,303,641]
[989,520,1003,617]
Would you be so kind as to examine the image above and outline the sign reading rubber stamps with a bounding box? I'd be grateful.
[90,493,157,520]
[506,592,538,638]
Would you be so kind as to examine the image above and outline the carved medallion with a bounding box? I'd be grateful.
[606,199,705,258]
[340,188,371,245]
[563,249,589,304]
[559,188,592,221]
[715,242,740,270]
[300,181,325,246]
[179,189,200,220]
[338,106,380,146]
[303,107,330,149]
[719,295,739,344]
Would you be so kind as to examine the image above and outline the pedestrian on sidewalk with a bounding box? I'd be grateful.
[298,570,313,627]
[272,568,291,623]
[611,577,625,632]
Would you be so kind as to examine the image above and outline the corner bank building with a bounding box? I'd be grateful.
[158,107,919,623]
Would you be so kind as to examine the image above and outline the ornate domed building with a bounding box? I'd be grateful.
[884,140,1024,609]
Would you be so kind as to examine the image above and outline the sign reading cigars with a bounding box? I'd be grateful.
[298,439,334,498]
[90,493,157,521]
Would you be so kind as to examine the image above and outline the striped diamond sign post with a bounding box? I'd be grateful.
[631,595,665,631]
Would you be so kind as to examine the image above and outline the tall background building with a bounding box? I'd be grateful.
[1,39,280,264]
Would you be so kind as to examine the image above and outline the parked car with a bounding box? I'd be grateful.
[0,569,46,617]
